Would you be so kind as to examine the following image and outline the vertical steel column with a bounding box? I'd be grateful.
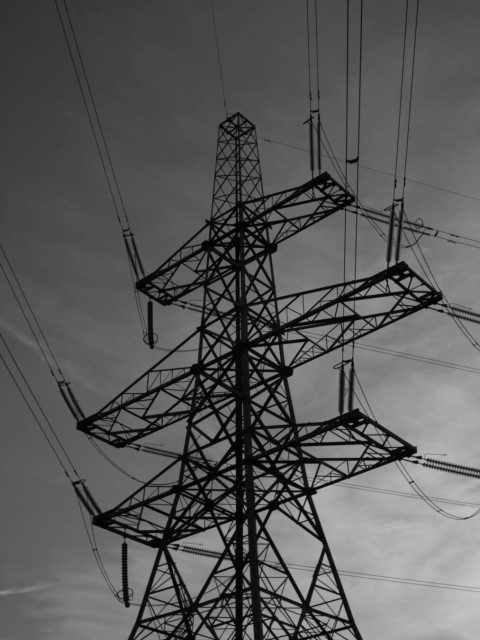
[234,127,263,640]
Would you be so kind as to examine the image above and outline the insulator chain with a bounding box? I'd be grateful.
[73,480,101,516]
[123,229,145,281]
[170,543,221,559]
[441,304,480,326]
[131,443,206,464]
[336,360,355,414]
[121,541,130,608]
[143,300,158,349]
[413,456,480,479]
[58,380,85,421]
[386,199,405,264]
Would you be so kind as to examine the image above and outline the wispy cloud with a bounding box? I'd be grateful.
[0,583,51,597]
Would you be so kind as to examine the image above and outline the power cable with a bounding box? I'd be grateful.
[306,0,313,113]
[351,0,363,363]
[1,326,138,605]
[392,0,411,201]
[210,0,228,117]
[338,481,480,510]
[259,136,480,209]
[54,0,129,228]
[341,1,351,366]
[400,0,420,199]
[356,341,480,375]
[172,544,480,594]
[396,461,480,521]
[74,492,119,599]
[314,0,321,172]
[403,219,480,352]
[1,348,71,480]
[54,0,147,338]
[0,332,79,481]
[0,243,64,381]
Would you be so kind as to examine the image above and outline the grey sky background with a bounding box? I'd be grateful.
[2,1,480,638]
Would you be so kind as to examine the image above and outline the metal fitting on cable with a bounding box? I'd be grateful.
[338,363,345,414]
[386,204,396,265]
[58,380,85,421]
[123,229,145,280]
[347,362,355,412]
[72,480,101,516]
[394,199,405,263]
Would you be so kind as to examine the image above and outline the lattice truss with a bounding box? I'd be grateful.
[78,113,441,640]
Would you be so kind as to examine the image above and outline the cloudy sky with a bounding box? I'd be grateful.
[2,1,480,638]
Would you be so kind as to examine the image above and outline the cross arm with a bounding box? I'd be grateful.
[137,172,353,305]
[249,261,441,368]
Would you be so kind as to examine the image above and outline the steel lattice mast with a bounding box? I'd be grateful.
[79,113,441,640]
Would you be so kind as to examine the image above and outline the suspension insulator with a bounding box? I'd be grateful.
[123,229,145,281]
[58,381,85,421]
[82,483,102,515]
[386,206,396,264]
[121,541,130,608]
[147,300,156,349]
[422,457,480,479]
[338,365,345,414]
[347,363,355,412]
[130,234,145,278]
[395,200,405,263]
[73,480,101,517]
[68,385,85,420]
[308,116,314,173]
[316,113,322,174]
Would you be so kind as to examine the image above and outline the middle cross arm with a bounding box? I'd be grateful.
[248,261,441,368]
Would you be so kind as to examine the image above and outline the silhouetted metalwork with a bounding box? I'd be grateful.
[79,113,440,640]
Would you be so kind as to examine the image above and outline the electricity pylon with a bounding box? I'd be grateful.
[79,113,440,640]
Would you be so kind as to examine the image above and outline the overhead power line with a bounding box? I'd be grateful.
[210,0,228,117]
[54,0,147,337]
[171,543,480,594]
[259,136,480,208]
[0,334,78,481]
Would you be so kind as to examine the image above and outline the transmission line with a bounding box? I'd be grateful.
[397,461,480,521]
[54,0,147,336]
[172,544,480,594]
[0,336,78,481]
[260,136,480,211]
[210,0,228,117]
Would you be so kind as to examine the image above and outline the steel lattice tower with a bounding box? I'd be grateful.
[79,113,440,640]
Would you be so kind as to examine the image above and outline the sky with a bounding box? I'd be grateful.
[2,1,480,638]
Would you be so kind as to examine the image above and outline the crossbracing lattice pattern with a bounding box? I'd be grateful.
[79,113,441,640]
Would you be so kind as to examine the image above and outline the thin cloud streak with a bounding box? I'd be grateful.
[0,583,51,597]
